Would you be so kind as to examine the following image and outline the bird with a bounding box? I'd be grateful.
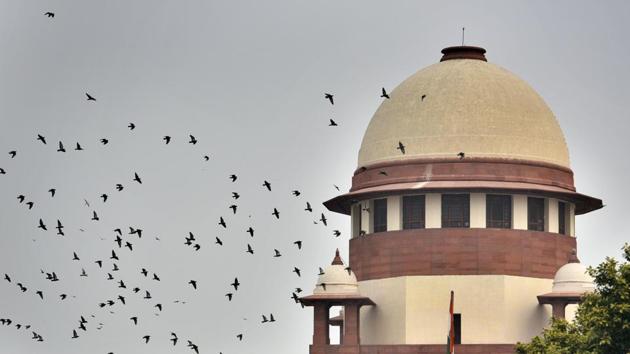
[329,119,338,126]
[270,314,275,322]
[35,290,43,300]
[188,341,199,354]
[188,280,197,289]
[154,304,162,311]
[85,93,96,101]
[57,141,65,152]
[44,12,54,18]
[75,143,83,151]
[236,334,243,341]
[3,274,10,283]
[142,335,150,344]
[381,87,390,99]
[170,332,178,346]
[272,208,280,219]
[293,267,301,277]
[318,267,325,275]
[229,174,238,182]
[218,217,226,228]
[345,266,352,275]
[110,250,119,260]
[37,134,46,144]
[17,195,25,203]
[246,227,254,237]
[0,168,5,175]
[80,268,88,277]
[291,292,300,303]
[100,138,109,145]
[379,170,388,176]
[189,135,197,145]
[334,184,340,191]
[458,152,465,159]
[95,260,103,268]
[305,202,313,212]
[261,315,268,323]
[72,252,79,261]
[421,94,427,101]
[130,317,138,325]
[263,180,271,191]
[133,172,142,184]
[72,330,79,339]
[91,211,99,221]
[229,205,237,214]
[8,151,16,158]
[128,123,136,130]
[163,136,171,144]
[293,240,302,249]
[144,291,152,299]
[48,188,56,197]
[397,141,406,154]
[231,278,240,290]
[38,219,47,230]
[215,237,223,246]
[225,293,233,301]
[232,192,240,199]
[193,243,201,251]
[116,184,124,191]
[246,244,254,254]
[273,249,281,257]
[292,190,301,196]
[141,268,148,277]
[100,194,108,202]
[203,155,210,161]
[324,93,334,105]
[26,201,34,209]
[320,213,328,226]
[152,273,160,281]
[333,230,341,237]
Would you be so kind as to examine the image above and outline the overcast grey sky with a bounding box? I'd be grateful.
[1,1,629,353]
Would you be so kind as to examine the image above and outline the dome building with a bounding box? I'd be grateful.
[301,46,602,354]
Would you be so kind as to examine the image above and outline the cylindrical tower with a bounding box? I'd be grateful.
[321,46,602,351]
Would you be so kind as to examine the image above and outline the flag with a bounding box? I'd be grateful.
[446,290,455,354]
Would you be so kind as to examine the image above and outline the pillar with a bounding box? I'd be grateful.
[312,303,330,346]
[343,303,360,345]
[551,300,568,320]
[426,193,441,228]
[513,194,528,230]
[387,196,402,231]
[470,193,486,228]
[546,198,559,233]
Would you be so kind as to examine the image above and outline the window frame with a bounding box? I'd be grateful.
[527,197,545,231]
[441,194,470,228]
[402,195,426,230]
[486,194,512,229]
[372,198,388,233]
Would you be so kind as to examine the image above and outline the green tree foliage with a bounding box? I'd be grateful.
[516,244,630,354]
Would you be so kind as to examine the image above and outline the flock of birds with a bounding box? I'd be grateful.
[0,10,472,354]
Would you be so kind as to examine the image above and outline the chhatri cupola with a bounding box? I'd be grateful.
[304,45,603,354]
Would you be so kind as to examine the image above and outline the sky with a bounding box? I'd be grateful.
[0,1,629,353]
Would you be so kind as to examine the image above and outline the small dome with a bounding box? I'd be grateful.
[552,261,594,294]
[313,250,359,295]
[358,47,570,169]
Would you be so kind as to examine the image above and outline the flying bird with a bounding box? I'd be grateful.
[292,190,301,196]
[273,249,281,257]
[188,280,197,289]
[37,134,46,144]
[381,87,390,99]
[44,12,54,18]
[9,151,16,158]
[203,155,210,161]
[458,152,465,159]
[320,213,328,226]
[324,93,334,105]
[91,211,99,221]
[218,217,226,228]
[262,180,271,191]
[163,136,171,144]
[17,195,25,203]
[100,138,109,145]
[246,227,254,237]
[397,141,406,154]
[133,172,142,184]
[329,119,338,126]
[26,201,34,209]
[246,244,254,254]
[272,208,280,219]
[128,123,136,130]
[100,194,108,202]
[189,135,197,145]
[215,237,223,246]
[231,278,240,291]
[142,335,150,344]
[116,184,124,191]
[229,205,237,214]
[421,94,427,101]
[85,93,96,101]
[229,174,237,182]
[38,219,47,231]
[333,230,341,237]
[48,188,56,197]
[57,142,65,152]
[305,202,313,212]
[75,143,83,151]
[0,168,5,175]
[293,267,301,277]
[293,240,302,249]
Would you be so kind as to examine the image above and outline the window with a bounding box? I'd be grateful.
[442,194,470,228]
[403,195,425,229]
[373,198,387,233]
[558,201,567,235]
[486,194,512,229]
[352,203,362,237]
[454,313,461,344]
[528,197,545,231]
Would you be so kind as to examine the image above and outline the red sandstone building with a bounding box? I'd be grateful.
[301,46,602,354]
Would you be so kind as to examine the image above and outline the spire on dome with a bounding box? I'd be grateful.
[332,249,344,265]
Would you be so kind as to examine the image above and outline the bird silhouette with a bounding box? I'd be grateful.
[115,184,124,191]
[44,12,54,18]
[246,227,254,237]
[272,208,280,219]
[237,333,243,341]
[130,317,138,325]
[189,135,197,144]
[333,230,341,237]
[17,195,25,203]
[229,205,237,214]
[324,93,334,105]
[91,211,99,221]
[133,172,142,184]
[8,151,16,158]
[163,136,171,144]
[421,94,427,101]
[128,123,136,130]
[229,174,238,182]
[293,267,301,277]
[85,93,96,101]
[246,244,254,254]
[215,237,223,246]
[37,219,47,231]
[72,330,79,339]
[381,87,390,99]
[170,332,178,346]
[225,293,233,301]
[203,155,210,161]
[75,143,83,151]
[57,141,65,152]
[0,168,5,175]
[329,119,338,126]
[188,280,197,289]
[232,192,240,199]
[231,278,240,290]
[397,141,406,154]
[305,202,313,212]
[293,240,302,249]
[292,190,301,196]
[273,249,281,257]
[458,152,465,159]
[37,134,46,144]
[263,180,271,191]
[100,138,109,145]
[261,315,268,323]
[26,201,34,209]
[320,213,328,226]
[101,194,108,202]
[142,335,150,344]
[219,217,227,228]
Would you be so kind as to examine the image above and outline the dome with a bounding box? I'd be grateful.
[552,261,595,294]
[313,250,359,295]
[358,46,570,169]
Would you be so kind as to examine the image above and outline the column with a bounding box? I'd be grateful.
[551,300,567,320]
[387,196,402,231]
[513,195,528,230]
[470,193,486,228]
[312,303,330,346]
[569,203,576,237]
[425,193,441,228]
[361,200,371,235]
[343,303,360,345]
[546,198,558,233]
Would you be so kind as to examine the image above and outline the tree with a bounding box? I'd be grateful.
[516,243,630,354]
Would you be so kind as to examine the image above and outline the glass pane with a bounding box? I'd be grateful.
[403,195,425,229]
[527,197,545,231]
[486,195,512,229]
[442,194,470,228]
[373,199,387,233]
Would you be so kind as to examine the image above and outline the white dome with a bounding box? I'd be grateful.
[313,252,359,295]
[552,262,595,294]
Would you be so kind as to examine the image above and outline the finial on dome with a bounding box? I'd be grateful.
[332,249,344,265]
[569,249,580,263]
[440,46,487,62]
